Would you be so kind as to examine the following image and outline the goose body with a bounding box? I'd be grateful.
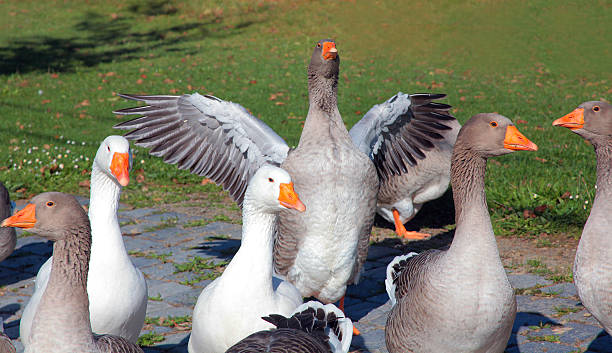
[0,182,16,262]
[2,192,143,353]
[553,101,612,334]
[385,114,537,352]
[113,40,455,309]
[188,165,305,353]
[226,301,353,353]
[20,136,147,346]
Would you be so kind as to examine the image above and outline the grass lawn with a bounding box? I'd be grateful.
[0,0,610,238]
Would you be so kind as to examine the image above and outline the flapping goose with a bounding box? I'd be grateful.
[0,182,16,262]
[553,101,612,335]
[226,301,352,353]
[2,192,143,353]
[20,136,147,346]
[384,114,537,352]
[188,165,306,353]
[350,92,460,239]
[112,40,452,318]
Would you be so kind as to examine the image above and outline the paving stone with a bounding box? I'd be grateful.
[505,341,578,353]
[541,283,578,298]
[508,274,553,289]
[559,322,602,346]
[516,295,581,317]
[119,208,158,219]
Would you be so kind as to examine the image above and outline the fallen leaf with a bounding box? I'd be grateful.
[201,178,213,185]
[79,180,91,188]
[523,209,536,219]
[560,191,571,199]
[516,119,528,124]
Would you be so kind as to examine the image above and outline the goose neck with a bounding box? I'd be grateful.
[307,70,338,115]
[89,163,121,220]
[223,201,276,284]
[448,146,498,255]
[34,224,94,346]
[593,138,612,197]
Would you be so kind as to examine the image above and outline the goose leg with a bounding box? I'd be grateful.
[392,209,430,239]
[339,296,361,336]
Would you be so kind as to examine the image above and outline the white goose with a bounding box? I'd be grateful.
[20,136,147,346]
[188,165,306,353]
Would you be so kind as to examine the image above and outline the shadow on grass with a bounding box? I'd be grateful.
[0,1,258,75]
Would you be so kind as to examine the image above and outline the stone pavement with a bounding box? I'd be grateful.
[0,199,610,353]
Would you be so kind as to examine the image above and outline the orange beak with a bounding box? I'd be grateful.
[278,182,306,212]
[322,42,338,60]
[2,203,36,229]
[552,108,584,130]
[110,152,130,186]
[503,125,538,151]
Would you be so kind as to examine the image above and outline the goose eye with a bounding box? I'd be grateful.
[268,178,274,183]
[46,201,55,207]
[490,121,498,127]
[317,43,321,48]
[107,146,110,152]
[593,106,600,112]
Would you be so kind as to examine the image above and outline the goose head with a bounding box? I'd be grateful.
[553,101,612,141]
[94,136,132,187]
[457,113,538,157]
[308,39,339,79]
[2,192,88,242]
[245,165,306,214]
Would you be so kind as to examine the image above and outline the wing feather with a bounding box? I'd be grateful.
[114,93,290,206]
[349,92,458,180]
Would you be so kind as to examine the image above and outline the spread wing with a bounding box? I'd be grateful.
[349,92,457,180]
[113,93,290,207]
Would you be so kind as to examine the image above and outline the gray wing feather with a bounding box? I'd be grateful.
[349,92,457,180]
[94,334,144,353]
[114,93,289,207]
[393,249,443,301]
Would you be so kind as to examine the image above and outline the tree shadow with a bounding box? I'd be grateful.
[505,312,560,352]
[0,4,257,75]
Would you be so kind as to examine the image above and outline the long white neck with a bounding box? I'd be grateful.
[88,163,128,265]
[220,199,276,295]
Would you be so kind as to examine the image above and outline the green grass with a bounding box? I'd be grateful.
[553,305,581,317]
[137,331,165,346]
[174,256,228,285]
[145,315,191,329]
[0,0,610,239]
[148,293,163,301]
[528,334,560,343]
[143,216,178,232]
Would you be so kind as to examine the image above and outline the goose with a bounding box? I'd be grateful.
[188,165,306,353]
[384,114,537,353]
[350,92,461,239]
[0,182,16,262]
[553,101,612,335]
[112,39,454,323]
[20,136,147,346]
[226,301,353,353]
[1,192,143,353]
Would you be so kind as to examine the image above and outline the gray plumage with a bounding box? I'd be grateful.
[349,92,457,180]
[2,192,143,353]
[555,101,612,335]
[112,39,452,304]
[0,182,16,262]
[114,94,289,207]
[385,114,536,353]
[350,93,461,237]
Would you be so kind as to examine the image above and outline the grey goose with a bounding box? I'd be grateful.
[384,114,537,353]
[553,101,612,335]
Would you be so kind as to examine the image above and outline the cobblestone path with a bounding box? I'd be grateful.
[0,199,610,352]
